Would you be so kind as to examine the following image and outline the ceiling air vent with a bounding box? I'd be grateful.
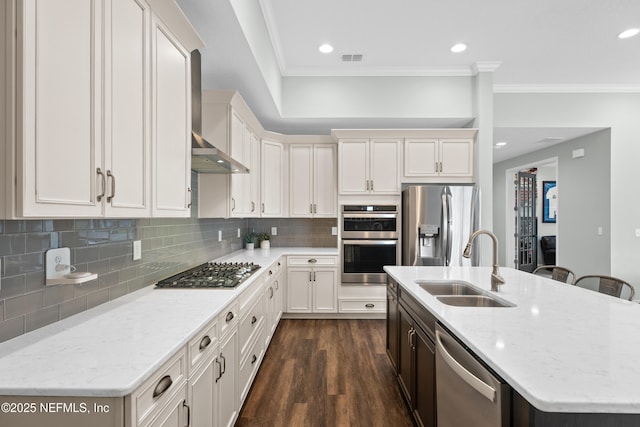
[342,54,363,62]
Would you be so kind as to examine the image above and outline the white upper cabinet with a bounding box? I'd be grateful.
[196,91,263,219]
[403,135,475,183]
[151,15,192,217]
[338,139,401,195]
[290,144,337,217]
[106,0,151,217]
[3,0,202,219]
[16,0,103,217]
[261,140,283,217]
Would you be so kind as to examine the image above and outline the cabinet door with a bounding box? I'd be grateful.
[151,17,191,217]
[439,139,474,177]
[338,139,368,194]
[249,131,260,216]
[404,139,438,178]
[370,139,401,194]
[312,268,337,313]
[313,144,337,217]
[397,304,413,406]
[20,0,102,217]
[218,329,238,427]
[287,268,312,312]
[188,358,216,427]
[261,140,283,217]
[105,0,151,217]
[230,109,245,163]
[413,326,436,427]
[386,288,399,371]
[289,144,313,217]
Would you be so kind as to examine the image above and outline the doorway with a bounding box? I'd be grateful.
[504,157,558,269]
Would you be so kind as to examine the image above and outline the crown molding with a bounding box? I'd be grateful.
[494,84,640,93]
[472,61,502,74]
[281,66,477,77]
[258,0,287,74]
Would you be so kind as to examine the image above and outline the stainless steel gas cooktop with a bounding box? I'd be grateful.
[155,262,261,289]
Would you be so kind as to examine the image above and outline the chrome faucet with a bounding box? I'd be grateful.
[463,229,505,292]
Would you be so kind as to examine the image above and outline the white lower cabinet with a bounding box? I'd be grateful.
[216,326,238,427]
[129,348,188,427]
[338,285,387,315]
[287,256,338,313]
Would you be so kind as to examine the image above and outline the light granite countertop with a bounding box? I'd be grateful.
[0,247,337,397]
[384,265,640,414]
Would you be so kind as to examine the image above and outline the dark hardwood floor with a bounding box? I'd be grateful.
[236,319,413,427]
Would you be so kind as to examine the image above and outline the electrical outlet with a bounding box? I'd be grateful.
[218,230,222,242]
[237,228,241,238]
[331,227,337,236]
[271,227,277,236]
[133,240,142,261]
[635,228,640,238]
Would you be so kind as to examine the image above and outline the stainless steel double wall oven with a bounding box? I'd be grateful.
[341,205,400,285]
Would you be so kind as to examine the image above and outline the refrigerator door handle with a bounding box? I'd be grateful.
[442,188,453,266]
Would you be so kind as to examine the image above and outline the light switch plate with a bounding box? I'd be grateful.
[133,240,142,261]
[331,227,338,236]
[271,227,277,236]
[218,230,222,242]
[237,228,241,238]
[635,228,640,238]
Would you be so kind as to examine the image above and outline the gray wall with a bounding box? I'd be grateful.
[493,129,611,278]
[494,92,640,287]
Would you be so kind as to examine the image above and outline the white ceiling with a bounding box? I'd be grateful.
[176,0,639,162]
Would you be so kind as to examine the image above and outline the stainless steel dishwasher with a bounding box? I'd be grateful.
[435,324,510,427]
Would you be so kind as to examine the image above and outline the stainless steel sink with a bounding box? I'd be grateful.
[436,295,515,308]
[418,281,483,296]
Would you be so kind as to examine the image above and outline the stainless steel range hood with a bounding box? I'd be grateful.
[191,50,249,174]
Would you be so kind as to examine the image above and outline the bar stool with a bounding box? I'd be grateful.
[574,275,635,301]
[532,265,576,284]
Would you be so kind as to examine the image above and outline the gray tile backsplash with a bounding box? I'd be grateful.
[0,213,337,343]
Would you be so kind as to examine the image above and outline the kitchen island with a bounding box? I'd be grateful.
[385,265,640,426]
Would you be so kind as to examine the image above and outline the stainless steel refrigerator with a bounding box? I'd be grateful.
[402,185,480,266]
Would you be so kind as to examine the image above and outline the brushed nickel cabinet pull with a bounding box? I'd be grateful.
[96,168,106,202]
[251,315,257,325]
[183,400,190,427]
[187,187,192,208]
[106,170,115,203]
[225,311,234,322]
[214,357,222,382]
[365,303,375,308]
[269,287,274,298]
[251,201,255,212]
[251,354,257,364]
[231,198,236,211]
[308,258,318,263]
[199,335,211,351]
[152,375,173,399]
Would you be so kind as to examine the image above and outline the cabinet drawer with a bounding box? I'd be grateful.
[239,324,265,403]
[339,299,386,313]
[288,255,337,266]
[188,319,218,373]
[218,300,238,338]
[132,347,187,426]
[239,295,264,356]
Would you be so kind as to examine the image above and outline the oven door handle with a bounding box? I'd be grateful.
[342,213,397,219]
[341,239,398,245]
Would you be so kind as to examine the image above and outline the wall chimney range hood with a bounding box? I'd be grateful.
[191,50,249,174]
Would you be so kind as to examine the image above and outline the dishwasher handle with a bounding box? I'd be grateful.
[435,330,496,402]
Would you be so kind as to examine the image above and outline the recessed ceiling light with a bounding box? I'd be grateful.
[495,141,507,147]
[450,43,467,53]
[618,28,640,39]
[318,43,334,54]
